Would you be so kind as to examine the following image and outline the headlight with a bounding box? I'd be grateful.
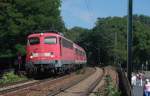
[44,53,51,56]
[30,56,33,59]
[29,52,54,58]
[32,53,38,57]
[44,52,54,57]
[30,53,38,58]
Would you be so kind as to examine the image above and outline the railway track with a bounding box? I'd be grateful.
[0,75,65,95]
[89,66,119,96]
[0,79,39,94]
[0,67,95,96]
[47,68,102,96]
[52,67,105,96]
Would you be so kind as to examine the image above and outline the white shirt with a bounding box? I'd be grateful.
[132,75,136,81]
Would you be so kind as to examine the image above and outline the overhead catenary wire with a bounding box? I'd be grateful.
[84,0,95,22]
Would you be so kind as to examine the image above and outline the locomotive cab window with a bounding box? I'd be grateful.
[61,38,73,49]
[44,36,57,44]
[28,37,40,45]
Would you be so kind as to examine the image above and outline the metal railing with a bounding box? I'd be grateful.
[118,66,133,96]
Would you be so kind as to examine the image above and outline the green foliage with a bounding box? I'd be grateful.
[94,92,102,96]
[14,44,26,55]
[75,15,150,68]
[0,49,13,57]
[132,16,150,65]
[1,0,150,69]
[0,71,27,84]
[93,75,121,96]
[75,70,81,74]
[0,0,64,56]
[105,75,121,96]
[93,17,127,65]
[75,68,85,74]
[65,26,89,42]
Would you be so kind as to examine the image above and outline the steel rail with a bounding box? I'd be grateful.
[47,68,96,96]
[81,68,105,96]
[0,74,70,95]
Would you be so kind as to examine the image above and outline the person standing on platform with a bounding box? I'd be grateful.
[132,73,137,86]
[139,72,144,86]
[144,79,150,96]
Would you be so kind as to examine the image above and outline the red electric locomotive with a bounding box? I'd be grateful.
[25,31,87,75]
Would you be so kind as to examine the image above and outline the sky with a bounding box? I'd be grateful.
[61,0,150,29]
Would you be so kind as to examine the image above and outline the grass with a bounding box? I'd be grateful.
[94,75,121,96]
[0,71,27,84]
[76,68,86,74]
[105,75,121,96]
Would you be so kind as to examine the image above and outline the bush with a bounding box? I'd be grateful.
[76,68,85,74]
[14,44,26,56]
[76,70,81,74]
[0,71,27,84]
[105,75,121,96]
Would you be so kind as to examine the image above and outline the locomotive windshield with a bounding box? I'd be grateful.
[28,37,40,45]
[44,36,57,44]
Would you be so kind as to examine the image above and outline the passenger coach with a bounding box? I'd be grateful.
[25,31,87,74]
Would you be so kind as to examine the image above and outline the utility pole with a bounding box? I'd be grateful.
[114,31,117,65]
[127,0,133,84]
[146,61,148,71]
[142,64,144,72]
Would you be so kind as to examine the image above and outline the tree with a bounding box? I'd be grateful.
[65,26,89,42]
[77,15,150,68]
[0,0,65,56]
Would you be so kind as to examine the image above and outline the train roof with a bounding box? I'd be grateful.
[28,32,85,52]
[28,32,61,38]
[73,44,85,52]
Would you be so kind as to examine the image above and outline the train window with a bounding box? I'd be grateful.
[44,36,57,44]
[75,48,82,55]
[62,38,73,49]
[29,37,40,45]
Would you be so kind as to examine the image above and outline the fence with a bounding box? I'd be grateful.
[117,66,133,96]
